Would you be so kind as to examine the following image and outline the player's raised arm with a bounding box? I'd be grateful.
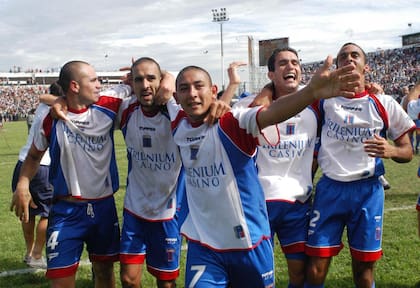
[204,61,247,124]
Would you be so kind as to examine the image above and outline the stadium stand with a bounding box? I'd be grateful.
[0,45,418,124]
[301,45,419,102]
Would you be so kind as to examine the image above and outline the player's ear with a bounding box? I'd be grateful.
[70,80,80,94]
[211,85,218,100]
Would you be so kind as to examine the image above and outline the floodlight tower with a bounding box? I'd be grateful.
[211,8,229,90]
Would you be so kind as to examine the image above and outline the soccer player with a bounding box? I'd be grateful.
[118,57,183,288]
[304,43,415,288]
[166,56,360,287]
[11,60,131,288]
[231,48,317,288]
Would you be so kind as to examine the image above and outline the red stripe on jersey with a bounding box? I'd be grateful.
[120,101,139,129]
[219,112,257,155]
[96,95,123,112]
[43,113,53,142]
[369,93,389,130]
[310,99,321,119]
[171,110,189,130]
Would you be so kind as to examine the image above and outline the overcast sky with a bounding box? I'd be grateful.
[0,0,418,88]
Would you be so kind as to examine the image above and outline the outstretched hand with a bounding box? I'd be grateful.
[308,55,361,100]
[50,97,70,121]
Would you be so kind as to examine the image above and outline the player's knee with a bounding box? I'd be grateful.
[305,261,328,284]
[120,275,140,288]
[120,270,142,288]
[287,261,305,286]
[120,263,144,287]
[120,277,137,288]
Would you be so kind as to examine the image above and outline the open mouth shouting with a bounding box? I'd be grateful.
[284,72,297,81]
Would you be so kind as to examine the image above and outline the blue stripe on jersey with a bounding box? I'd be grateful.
[217,126,271,243]
[108,128,119,193]
[48,120,70,197]
[92,103,117,120]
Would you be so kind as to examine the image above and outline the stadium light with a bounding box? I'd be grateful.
[211,8,229,90]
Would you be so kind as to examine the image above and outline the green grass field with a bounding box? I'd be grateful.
[0,120,419,287]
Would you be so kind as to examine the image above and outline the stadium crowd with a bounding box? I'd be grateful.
[0,45,419,124]
[301,45,419,101]
[0,85,49,123]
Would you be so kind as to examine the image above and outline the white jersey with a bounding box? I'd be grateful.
[118,96,183,221]
[407,98,420,120]
[34,85,131,199]
[317,91,415,182]
[233,94,319,203]
[167,98,274,251]
[19,103,51,166]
